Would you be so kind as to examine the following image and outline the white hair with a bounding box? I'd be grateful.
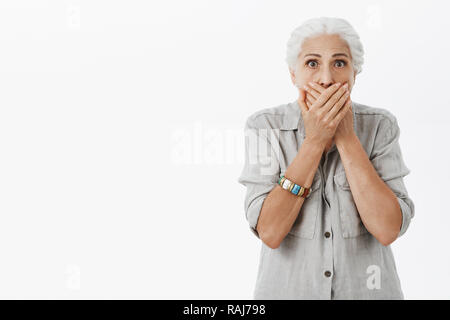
[286,17,364,75]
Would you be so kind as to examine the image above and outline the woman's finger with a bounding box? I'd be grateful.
[297,89,309,114]
[308,82,326,95]
[324,90,349,122]
[303,84,321,100]
[330,98,352,127]
[305,92,315,106]
[309,82,343,111]
[319,84,348,116]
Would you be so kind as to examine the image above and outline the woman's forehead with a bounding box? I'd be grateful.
[301,42,351,57]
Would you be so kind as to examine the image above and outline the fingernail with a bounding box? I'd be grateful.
[335,82,341,86]
[303,85,308,90]
[308,82,314,86]
[343,83,348,88]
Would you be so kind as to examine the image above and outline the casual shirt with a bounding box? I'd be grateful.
[237,99,415,299]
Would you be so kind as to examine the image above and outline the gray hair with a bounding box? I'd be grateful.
[286,17,364,75]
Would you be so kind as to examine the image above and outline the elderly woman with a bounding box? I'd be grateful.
[237,17,414,300]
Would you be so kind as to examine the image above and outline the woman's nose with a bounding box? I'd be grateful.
[318,69,334,88]
[319,81,335,88]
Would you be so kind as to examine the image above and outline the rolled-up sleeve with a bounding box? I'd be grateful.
[237,117,280,239]
[369,115,415,238]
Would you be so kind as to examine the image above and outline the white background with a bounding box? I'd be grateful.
[0,0,448,299]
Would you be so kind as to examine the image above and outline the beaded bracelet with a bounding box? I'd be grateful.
[278,175,311,198]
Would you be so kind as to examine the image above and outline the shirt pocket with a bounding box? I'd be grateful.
[333,171,368,238]
[287,177,322,239]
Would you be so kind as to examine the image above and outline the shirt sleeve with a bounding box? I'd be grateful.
[237,116,281,239]
[369,115,415,238]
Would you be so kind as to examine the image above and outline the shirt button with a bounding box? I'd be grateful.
[324,231,331,238]
[324,270,332,277]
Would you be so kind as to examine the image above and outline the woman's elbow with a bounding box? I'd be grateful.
[261,236,281,249]
[258,225,282,249]
[377,230,399,246]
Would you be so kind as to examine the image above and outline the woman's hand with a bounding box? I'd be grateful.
[297,82,350,148]
[302,82,355,145]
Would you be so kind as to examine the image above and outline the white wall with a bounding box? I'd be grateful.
[0,0,448,299]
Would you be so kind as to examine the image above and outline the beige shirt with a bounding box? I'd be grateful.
[237,99,414,299]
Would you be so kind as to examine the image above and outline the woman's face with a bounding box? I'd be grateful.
[290,33,356,93]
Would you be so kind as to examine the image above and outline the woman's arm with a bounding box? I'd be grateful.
[257,137,325,249]
[336,134,402,246]
[304,82,410,245]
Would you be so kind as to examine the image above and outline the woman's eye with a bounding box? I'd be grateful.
[306,60,347,68]
[306,60,318,68]
[335,60,347,67]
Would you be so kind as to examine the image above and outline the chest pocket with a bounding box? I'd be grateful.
[333,171,369,238]
[287,177,322,239]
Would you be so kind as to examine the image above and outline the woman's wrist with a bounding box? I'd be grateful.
[284,136,325,189]
[303,136,327,152]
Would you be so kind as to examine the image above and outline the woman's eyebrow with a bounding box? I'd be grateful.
[304,53,349,58]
